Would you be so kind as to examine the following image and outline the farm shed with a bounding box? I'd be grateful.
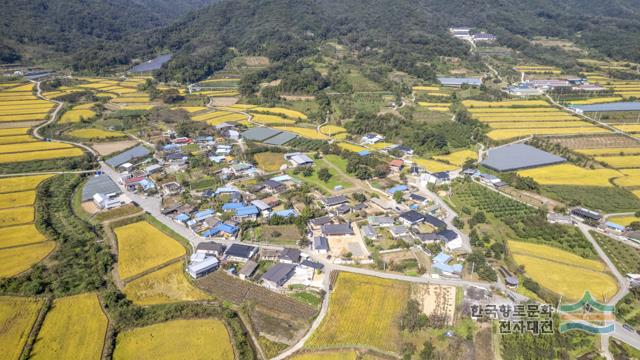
[241,127,281,141]
[187,257,219,279]
[105,145,151,168]
[569,101,640,113]
[262,263,297,288]
[264,131,297,145]
[437,77,482,87]
[481,144,566,172]
[82,174,121,201]
[321,223,354,237]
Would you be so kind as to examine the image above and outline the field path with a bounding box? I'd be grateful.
[31,80,98,157]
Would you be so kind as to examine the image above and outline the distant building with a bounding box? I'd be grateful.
[571,207,602,223]
[437,77,482,87]
[361,133,384,144]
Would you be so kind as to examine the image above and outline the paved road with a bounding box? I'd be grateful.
[578,223,640,356]
[409,175,471,253]
[31,80,98,157]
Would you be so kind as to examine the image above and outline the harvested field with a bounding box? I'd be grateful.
[547,134,640,149]
[92,140,138,155]
[487,127,608,141]
[114,221,186,280]
[306,272,410,353]
[197,271,317,319]
[113,319,234,360]
[0,242,55,277]
[254,152,287,172]
[509,241,605,271]
[0,296,44,360]
[31,293,108,360]
[123,262,210,305]
[0,224,46,248]
[413,285,456,326]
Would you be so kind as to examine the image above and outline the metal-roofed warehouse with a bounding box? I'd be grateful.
[264,131,297,145]
[82,174,121,201]
[105,145,151,168]
[241,127,282,141]
[569,101,640,113]
[481,144,566,172]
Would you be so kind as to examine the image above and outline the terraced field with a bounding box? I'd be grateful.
[123,262,210,305]
[462,99,608,141]
[433,149,477,166]
[67,128,126,140]
[274,126,329,140]
[517,164,621,187]
[0,296,44,360]
[413,158,457,172]
[306,272,410,353]
[113,319,234,360]
[59,107,96,124]
[509,241,618,302]
[31,293,108,360]
[0,175,55,277]
[114,221,186,280]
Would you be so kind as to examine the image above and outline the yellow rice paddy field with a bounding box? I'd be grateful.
[251,107,307,120]
[59,108,96,123]
[251,113,296,125]
[487,127,608,141]
[0,147,84,164]
[509,241,618,302]
[306,273,409,353]
[567,97,624,105]
[291,351,358,360]
[0,135,37,145]
[67,128,126,139]
[0,224,46,248]
[31,293,108,360]
[517,164,621,187]
[123,262,209,305]
[0,174,52,193]
[319,125,346,135]
[336,142,367,152]
[608,215,640,226]
[0,127,30,136]
[114,221,186,280]
[614,124,640,133]
[576,147,640,156]
[0,190,36,209]
[0,141,73,154]
[274,126,329,140]
[433,149,477,166]
[595,155,640,169]
[113,319,234,360]
[0,296,44,360]
[0,206,34,227]
[412,158,457,173]
[0,242,55,277]
[412,86,440,92]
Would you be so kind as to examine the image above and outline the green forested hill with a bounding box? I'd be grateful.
[0,0,213,63]
[3,0,640,78]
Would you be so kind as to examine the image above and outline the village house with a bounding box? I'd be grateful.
[262,263,297,289]
[225,244,257,262]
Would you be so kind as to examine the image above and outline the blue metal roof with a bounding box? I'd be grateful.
[222,202,245,211]
[357,150,370,156]
[235,205,260,216]
[437,77,482,86]
[215,186,238,195]
[386,185,409,194]
[175,213,190,222]
[105,145,151,167]
[606,221,626,231]
[129,54,172,73]
[194,209,215,221]
[272,209,297,217]
[433,253,451,264]
[569,101,640,113]
[202,223,238,237]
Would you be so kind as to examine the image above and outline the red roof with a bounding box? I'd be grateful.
[173,137,192,144]
[389,159,404,167]
[125,176,145,184]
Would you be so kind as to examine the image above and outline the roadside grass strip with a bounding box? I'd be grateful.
[113,319,234,360]
[123,262,210,305]
[306,273,409,353]
[0,296,44,360]
[114,221,186,281]
[517,164,621,187]
[31,293,108,360]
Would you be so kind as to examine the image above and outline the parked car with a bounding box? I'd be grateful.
[623,324,635,332]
